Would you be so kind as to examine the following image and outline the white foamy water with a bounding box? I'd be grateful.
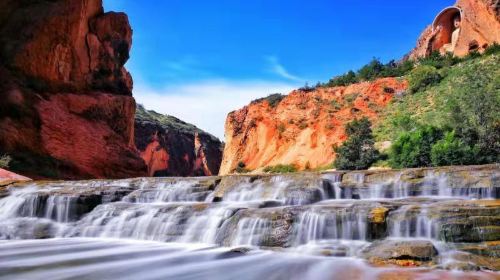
[0,167,498,279]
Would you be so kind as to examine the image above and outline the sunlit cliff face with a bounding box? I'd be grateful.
[220,78,408,175]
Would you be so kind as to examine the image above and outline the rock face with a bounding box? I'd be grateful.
[408,0,500,59]
[135,105,224,177]
[0,168,31,187]
[0,0,147,179]
[219,78,407,175]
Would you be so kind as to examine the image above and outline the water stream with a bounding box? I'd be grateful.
[0,166,498,279]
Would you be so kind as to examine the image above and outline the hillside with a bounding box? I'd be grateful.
[219,78,407,175]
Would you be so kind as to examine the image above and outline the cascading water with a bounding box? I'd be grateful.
[0,165,498,279]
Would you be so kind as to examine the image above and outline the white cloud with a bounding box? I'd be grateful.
[134,80,298,140]
[266,56,304,82]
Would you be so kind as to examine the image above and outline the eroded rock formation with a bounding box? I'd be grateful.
[219,78,407,175]
[135,105,224,177]
[0,0,147,179]
[409,0,500,59]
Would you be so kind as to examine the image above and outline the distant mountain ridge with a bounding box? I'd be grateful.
[135,104,223,177]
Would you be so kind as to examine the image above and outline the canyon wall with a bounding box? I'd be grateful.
[219,78,407,175]
[408,0,500,59]
[0,0,147,179]
[135,105,224,177]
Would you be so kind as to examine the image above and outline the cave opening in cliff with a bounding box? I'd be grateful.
[431,6,463,54]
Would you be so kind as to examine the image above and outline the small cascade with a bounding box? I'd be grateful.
[231,217,271,246]
[294,206,368,245]
[220,175,328,205]
[124,180,211,203]
[388,205,437,239]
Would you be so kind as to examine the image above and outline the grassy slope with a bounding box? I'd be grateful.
[375,53,500,142]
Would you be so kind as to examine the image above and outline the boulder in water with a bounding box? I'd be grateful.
[362,240,438,266]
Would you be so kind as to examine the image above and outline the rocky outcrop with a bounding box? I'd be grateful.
[408,0,500,59]
[219,78,407,175]
[135,105,224,177]
[0,0,147,179]
[0,168,31,187]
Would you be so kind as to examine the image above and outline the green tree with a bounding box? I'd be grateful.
[357,58,384,81]
[447,64,500,164]
[334,117,379,170]
[325,70,358,87]
[407,65,442,93]
[430,131,477,166]
[389,126,443,168]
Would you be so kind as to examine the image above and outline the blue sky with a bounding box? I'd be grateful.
[104,0,454,139]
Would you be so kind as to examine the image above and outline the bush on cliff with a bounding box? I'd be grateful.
[333,118,379,170]
[234,161,251,174]
[322,59,415,88]
[252,93,285,108]
[407,65,442,93]
[0,155,11,169]
[263,164,298,173]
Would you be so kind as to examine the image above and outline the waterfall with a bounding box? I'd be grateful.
[0,165,498,278]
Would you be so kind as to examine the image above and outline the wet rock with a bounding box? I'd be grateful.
[362,240,438,266]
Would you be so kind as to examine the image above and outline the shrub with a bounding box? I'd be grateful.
[344,93,359,106]
[0,155,12,169]
[234,161,251,174]
[252,93,285,108]
[430,131,477,166]
[407,65,442,93]
[418,51,460,69]
[357,58,385,81]
[333,117,379,170]
[484,42,500,56]
[389,126,443,168]
[263,164,298,173]
[325,70,358,87]
[330,100,342,111]
[299,82,316,92]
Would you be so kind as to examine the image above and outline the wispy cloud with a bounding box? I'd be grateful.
[134,80,299,140]
[266,56,304,82]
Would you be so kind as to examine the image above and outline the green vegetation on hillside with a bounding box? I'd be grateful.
[251,93,285,108]
[234,161,252,174]
[376,46,500,168]
[322,58,414,87]
[136,104,206,135]
[0,154,11,169]
[263,164,298,173]
[333,118,379,170]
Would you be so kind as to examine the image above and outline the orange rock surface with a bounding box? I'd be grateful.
[0,168,31,186]
[408,0,500,59]
[219,78,407,175]
[0,0,147,179]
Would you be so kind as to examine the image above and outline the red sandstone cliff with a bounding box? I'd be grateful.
[135,105,223,177]
[408,0,500,59]
[219,78,407,175]
[0,0,147,179]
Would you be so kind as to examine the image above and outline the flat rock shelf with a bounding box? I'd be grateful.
[0,164,499,280]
